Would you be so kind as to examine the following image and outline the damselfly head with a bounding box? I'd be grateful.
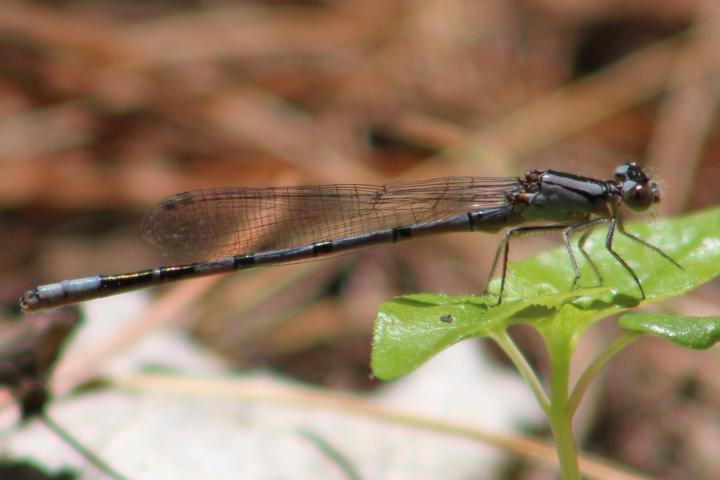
[614,162,658,212]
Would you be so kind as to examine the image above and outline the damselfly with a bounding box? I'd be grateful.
[20,163,681,312]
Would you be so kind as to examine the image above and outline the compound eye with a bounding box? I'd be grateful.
[623,183,655,212]
[614,163,631,181]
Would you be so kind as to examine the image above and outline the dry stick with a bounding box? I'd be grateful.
[51,276,221,396]
[116,372,651,480]
[401,29,715,180]
[646,0,720,214]
[0,1,379,185]
[458,35,692,164]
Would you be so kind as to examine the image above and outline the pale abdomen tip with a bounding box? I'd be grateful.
[19,290,40,312]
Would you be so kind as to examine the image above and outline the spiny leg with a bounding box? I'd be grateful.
[485,224,569,305]
[563,217,609,289]
[617,220,683,271]
[577,223,604,285]
[605,217,645,299]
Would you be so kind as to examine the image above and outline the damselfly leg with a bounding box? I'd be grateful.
[485,215,682,305]
[484,224,570,305]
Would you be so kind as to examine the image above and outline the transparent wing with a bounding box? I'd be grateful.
[140,176,520,262]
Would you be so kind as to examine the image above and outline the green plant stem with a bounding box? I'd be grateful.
[42,413,128,480]
[568,330,641,413]
[547,334,581,480]
[492,329,550,414]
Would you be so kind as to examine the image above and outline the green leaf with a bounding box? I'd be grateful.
[371,290,595,379]
[372,206,720,380]
[618,313,720,349]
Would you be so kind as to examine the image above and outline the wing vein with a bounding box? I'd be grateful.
[140,177,520,261]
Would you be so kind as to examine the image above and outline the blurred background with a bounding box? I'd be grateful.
[1,0,719,479]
